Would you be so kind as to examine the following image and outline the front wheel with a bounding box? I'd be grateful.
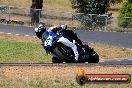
[83,45,99,63]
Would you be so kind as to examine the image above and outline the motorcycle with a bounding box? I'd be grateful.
[42,30,99,63]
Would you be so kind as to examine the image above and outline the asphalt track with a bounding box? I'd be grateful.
[0,24,132,65]
[0,63,132,66]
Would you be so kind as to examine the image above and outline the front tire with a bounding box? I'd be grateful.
[83,45,99,63]
[88,53,99,63]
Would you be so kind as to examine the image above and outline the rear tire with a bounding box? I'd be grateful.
[52,57,63,63]
[54,45,75,63]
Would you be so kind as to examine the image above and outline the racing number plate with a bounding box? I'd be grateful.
[44,35,53,46]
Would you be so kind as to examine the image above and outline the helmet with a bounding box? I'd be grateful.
[35,23,46,39]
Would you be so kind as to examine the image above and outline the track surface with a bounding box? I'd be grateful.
[0,57,132,66]
[0,62,132,66]
[0,24,132,64]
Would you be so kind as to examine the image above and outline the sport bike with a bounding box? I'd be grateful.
[42,30,99,63]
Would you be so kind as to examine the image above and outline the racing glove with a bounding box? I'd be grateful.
[45,46,53,55]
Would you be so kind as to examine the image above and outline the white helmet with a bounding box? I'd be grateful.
[35,23,46,39]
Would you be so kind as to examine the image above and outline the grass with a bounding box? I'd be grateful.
[0,78,131,88]
[0,40,51,63]
[0,0,124,13]
[44,0,72,11]
[0,0,73,11]
[0,0,31,8]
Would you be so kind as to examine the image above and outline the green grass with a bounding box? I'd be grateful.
[0,40,51,63]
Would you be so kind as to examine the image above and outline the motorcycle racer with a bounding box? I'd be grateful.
[35,23,83,62]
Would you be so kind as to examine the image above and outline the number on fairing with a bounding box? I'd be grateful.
[44,35,53,46]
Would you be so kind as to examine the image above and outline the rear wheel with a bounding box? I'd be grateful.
[53,45,75,63]
[52,57,63,63]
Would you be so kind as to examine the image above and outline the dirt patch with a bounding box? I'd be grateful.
[1,66,132,80]
[0,34,39,43]
[89,42,132,59]
[0,65,131,88]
